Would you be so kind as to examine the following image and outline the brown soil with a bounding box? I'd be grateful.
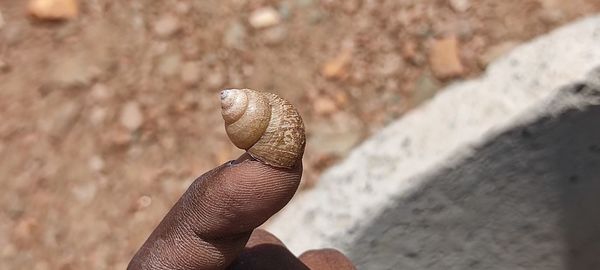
[1,0,599,268]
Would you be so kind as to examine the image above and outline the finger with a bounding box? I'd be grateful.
[299,249,356,270]
[128,154,302,270]
[227,229,309,270]
[245,229,285,247]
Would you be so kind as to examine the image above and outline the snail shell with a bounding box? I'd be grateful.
[220,88,305,168]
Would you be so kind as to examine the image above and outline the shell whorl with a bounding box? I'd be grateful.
[220,89,305,168]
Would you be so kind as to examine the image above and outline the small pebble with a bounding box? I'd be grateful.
[88,155,105,172]
[174,1,191,14]
[119,101,144,131]
[132,15,144,30]
[13,217,38,242]
[278,2,292,19]
[448,0,470,13]
[40,101,82,137]
[401,41,425,66]
[90,83,113,101]
[429,36,465,79]
[0,59,10,73]
[158,53,182,77]
[28,0,79,20]
[321,49,352,80]
[153,15,180,38]
[314,96,337,115]
[89,106,107,126]
[109,128,132,146]
[262,25,287,45]
[71,182,97,203]
[51,55,101,88]
[136,195,152,210]
[249,7,281,29]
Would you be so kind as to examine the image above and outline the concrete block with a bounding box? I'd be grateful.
[266,16,600,269]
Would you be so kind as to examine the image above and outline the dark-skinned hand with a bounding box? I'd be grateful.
[128,153,355,270]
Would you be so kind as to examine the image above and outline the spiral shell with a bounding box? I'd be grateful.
[220,88,305,168]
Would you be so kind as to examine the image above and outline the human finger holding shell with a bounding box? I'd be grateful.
[128,89,354,269]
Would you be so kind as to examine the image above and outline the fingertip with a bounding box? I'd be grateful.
[129,155,303,270]
[188,155,302,238]
[246,229,285,248]
[230,152,303,174]
[299,249,356,270]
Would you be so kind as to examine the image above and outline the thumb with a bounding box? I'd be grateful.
[128,154,302,270]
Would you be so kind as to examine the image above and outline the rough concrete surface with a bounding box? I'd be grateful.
[266,16,600,269]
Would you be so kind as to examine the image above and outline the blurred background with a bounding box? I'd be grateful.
[1,0,599,269]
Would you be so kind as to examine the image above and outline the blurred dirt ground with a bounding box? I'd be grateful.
[0,0,599,269]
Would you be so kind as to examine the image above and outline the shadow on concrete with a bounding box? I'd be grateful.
[347,84,600,270]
